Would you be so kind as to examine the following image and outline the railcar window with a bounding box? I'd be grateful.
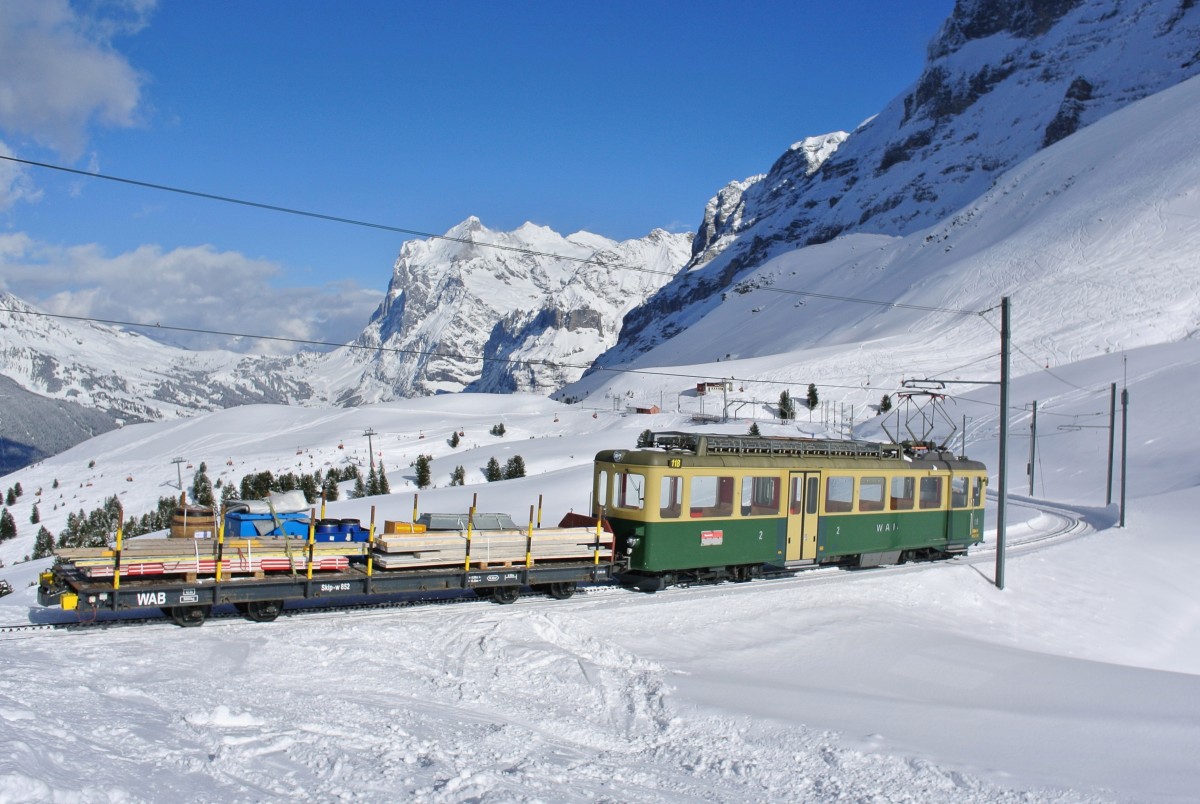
[859,477,886,512]
[825,476,854,513]
[615,471,645,510]
[790,476,804,515]
[596,470,609,509]
[660,475,682,518]
[890,476,915,510]
[951,476,969,508]
[807,477,819,515]
[741,476,781,516]
[973,477,985,506]
[690,475,735,518]
[919,477,944,509]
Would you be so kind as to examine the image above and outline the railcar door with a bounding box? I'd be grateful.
[786,472,821,562]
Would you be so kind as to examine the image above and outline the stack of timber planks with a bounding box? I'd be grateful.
[56,537,368,579]
[373,526,612,570]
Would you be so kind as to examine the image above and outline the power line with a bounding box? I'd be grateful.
[3,154,991,316]
[0,304,877,392]
[0,154,674,278]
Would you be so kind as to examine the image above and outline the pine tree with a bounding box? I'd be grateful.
[352,475,366,499]
[0,509,15,542]
[450,466,466,486]
[32,526,55,560]
[13,482,22,498]
[748,422,761,436]
[503,455,526,479]
[778,390,795,421]
[415,455,432,489]
[366,465,379,496]
[30,504,39,524]
[377,462,391,494]
[484,457,503,482]
[299,473,319,503]
[879,393,893,414]
[806,383,819,409]
[636,429,654,448]
[4,488,14,506]
[192,467,214,507]
[322,474,340,502]
[490,423,506,437]
[449,431,461,448]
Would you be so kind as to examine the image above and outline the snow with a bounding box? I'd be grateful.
[0,333,1197,801]
[2,21,1200,804]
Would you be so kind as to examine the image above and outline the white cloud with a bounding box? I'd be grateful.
[0,141,43,210]
[0,235,379,355]
[0,0,150,159]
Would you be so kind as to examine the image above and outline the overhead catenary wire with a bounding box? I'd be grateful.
[1,154,991,316]
[0,305,881,392]
[1,155,1016,405]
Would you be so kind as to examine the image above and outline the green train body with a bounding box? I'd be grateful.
[593,432,986,587]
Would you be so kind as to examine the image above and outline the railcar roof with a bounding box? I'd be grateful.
[595,432,986,472]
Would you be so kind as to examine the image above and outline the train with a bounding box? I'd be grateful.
[37,431,987,626]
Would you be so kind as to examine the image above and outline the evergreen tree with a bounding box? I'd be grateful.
[484,457,503,482]
[449,431,461,448]
[299,473,319,504]
[365,465,379,496]
[503,455,526,479]
[377,461,391,495]
[0,509,15,542]
[322,474,340,502]
[13,482,22,498]
[32,526,55,560]
[778,390,795,421]
[414,455,432,489]
[450,466,466,486]
[490,423,506,437]
[636,429,654,448]
[4,488,13,506]
[352,475,366,499]
[748,422,761,436]
[879,393,893,414]
[806,383,819,409]
[192,467,214,507]
[52,478,59,490]
[221,483,240,506]
[30,504,39,524]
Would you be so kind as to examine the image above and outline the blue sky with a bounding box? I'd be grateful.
[0,0,955,351]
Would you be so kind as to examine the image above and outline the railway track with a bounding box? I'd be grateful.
[0,495,1094,638]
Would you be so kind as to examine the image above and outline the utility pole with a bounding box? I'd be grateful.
[172,457,186,494]
[1027,400,1037,496]
[960,415,972,459]
[1106,383,1116,506]
[1119,387,1128,527]
[996,296,1010,590]
[363,428,377,470]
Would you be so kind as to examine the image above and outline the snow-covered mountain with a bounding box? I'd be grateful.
[597,0,1200,365]
[0,291,316,423]
[306,219,691,403]
[0,223,689,468]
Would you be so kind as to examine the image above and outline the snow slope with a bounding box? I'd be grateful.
[0,337,1198,801]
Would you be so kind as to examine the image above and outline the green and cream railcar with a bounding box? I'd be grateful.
[593,432,986,588]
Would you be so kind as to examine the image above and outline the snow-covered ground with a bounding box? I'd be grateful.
[1,335,1198,802]
[2,43,1199,804]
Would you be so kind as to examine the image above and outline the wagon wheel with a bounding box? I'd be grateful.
[546,582,576,600]
[244,599,284,623]
[168,605,211,627]
[490,586,521,604]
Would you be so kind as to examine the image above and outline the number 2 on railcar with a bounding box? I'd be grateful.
[593,432,987,591]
